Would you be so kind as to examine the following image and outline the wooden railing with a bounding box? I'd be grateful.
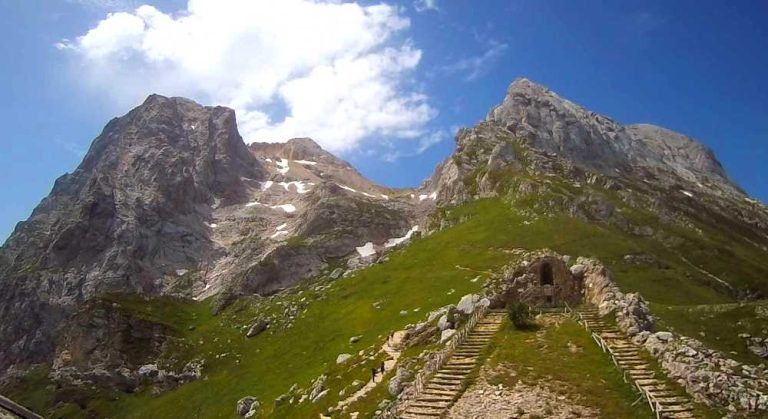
[0,394,44,419]
[411,304,489,395]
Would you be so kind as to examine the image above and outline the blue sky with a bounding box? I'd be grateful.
[1,0,767,243]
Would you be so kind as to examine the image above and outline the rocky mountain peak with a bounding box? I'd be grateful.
[484,78,740,196]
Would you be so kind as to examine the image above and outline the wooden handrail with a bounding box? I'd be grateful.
[0,394,44,419]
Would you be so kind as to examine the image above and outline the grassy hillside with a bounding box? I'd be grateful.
[6,190,766,418]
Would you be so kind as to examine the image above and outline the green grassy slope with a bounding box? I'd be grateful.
[6,192,766,418]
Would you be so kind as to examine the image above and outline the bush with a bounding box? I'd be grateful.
[507,301,532,329]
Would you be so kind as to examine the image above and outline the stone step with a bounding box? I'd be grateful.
[658,404,694,413]
[642,384,671,392]
[433,376,465,383]
[423,389,457,396]
[425,384,462,392]
[442,364,474,370]
[662,411,696,419]
[654,397,690,404]
[617,360,647,366]
[416,394,455,403]
[403,407,443,417]
[410,401,451,409]
[437,369,470,376]
[636,379,665,386]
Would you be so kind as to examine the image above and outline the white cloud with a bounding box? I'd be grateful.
[414,0,439,12]
[58,0,435,153]
[441,40,508,81]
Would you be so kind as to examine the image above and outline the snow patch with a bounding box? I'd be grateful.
[681,190,694,198]
[176,269,189,276]
[273,204,296,213]
[261,180,274,191]
[418,194,429,201]
[362,192,375,198]
[381,194,389,200]
[428,192,437,200]
[355,242,376,257]
[246,201,296,213]
[265,158,273,163]
[206,222,219,228]
[276,158,290,175]
[338,184,357,193]
[276,223,288,231]
[385,226,419,248]
[294,160,318,165]
[270,231,289,239]
[279,181,313,194]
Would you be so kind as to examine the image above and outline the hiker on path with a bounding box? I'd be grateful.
[371,368,377,382]
[380,362,385,375]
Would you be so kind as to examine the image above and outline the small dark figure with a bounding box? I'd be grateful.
[380,362,385,375]
[371,368,377,381]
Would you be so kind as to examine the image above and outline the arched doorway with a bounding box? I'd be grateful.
[540,262,553,286]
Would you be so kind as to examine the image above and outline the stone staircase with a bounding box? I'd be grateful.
[399,310,506,419]
[577,307,696,419]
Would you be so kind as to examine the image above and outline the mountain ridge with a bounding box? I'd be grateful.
[1,78,767,418]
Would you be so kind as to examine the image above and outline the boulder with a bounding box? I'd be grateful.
[388,367,411,396]
[330,268,344,279]
[236,396,257,416]
[569,264,587,277]
[349,335,362,344]
[440,329,456,343]
[246,320,269,338]
[457,294,481,314]
[336,353,352,364]
[437,314,453,331]
[138,364,159,379]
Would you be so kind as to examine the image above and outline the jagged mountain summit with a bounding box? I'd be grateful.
[1,78,767,418]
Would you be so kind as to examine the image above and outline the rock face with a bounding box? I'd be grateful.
[486,78,739,195]
[0,95,429,384]
[0,95,264,375]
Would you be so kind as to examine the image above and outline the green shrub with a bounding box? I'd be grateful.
[507,301,532,329]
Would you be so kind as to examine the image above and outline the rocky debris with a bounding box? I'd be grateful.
[309,374,327,402]
[329,268,344,279]
[457,294,487,314]
[137,364,159,379]
[387,367,412,396]
[336,354,352,364]
[744,336,768,359]
[349,335,362,344]
[580,256,768,414]
[447,378,598,419]
[246,320,269,338]
[579,257,655,335]
[440,329,457,343]
[236,396,259,417]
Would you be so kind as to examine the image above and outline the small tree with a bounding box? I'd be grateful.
[507,301,532,329]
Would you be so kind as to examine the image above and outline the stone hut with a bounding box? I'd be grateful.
[490,254,583,308]
[521,256,582,307]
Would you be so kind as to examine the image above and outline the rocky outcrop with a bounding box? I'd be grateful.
[579,257,768,414]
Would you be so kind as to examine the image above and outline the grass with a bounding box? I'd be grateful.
[7,190,767,418]
[652,301,768,365]
[486,316,652,418]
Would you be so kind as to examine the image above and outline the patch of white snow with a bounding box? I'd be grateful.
[279,181,312,194]
[276,223,288,231]
[261,180,274,191]
[355,242,376,257]
[681,190,694,198]
[276,158,290,175]
[418,194,429,201]
[270,231,289,239]
[338,184,357,193]
[381,194,389,200]
[385,226,419,248]
[428,192,437,200]
[294,160,318,165]
[273,204,296,213]
[176,269,189,276]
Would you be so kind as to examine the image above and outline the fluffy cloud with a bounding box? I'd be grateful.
[414,0,439,12]
[58,0,435,153]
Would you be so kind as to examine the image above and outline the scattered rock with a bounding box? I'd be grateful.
[246,320,269,338]
[336,354,352,364]
[236,396,257,416]
[349,335,362,344]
